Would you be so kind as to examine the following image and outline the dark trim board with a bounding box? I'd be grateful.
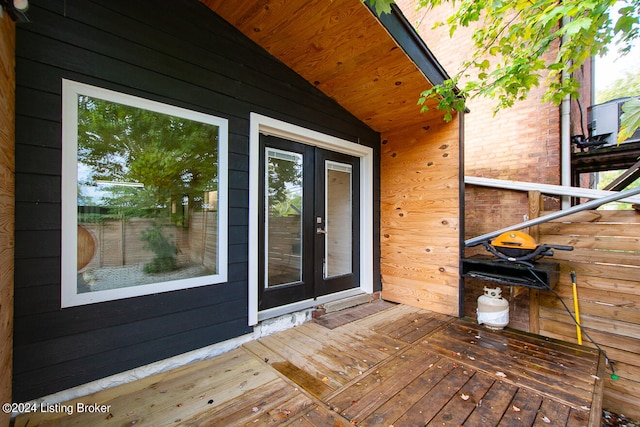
[13,0,381,401]
[368,2,452,87]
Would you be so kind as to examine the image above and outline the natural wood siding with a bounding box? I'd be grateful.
[0,11,15,427]
[13,0,379,402]
[202,0,444,134]
[536,210,640,420]
[380,116,462,316]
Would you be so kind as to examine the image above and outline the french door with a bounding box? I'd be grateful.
[258,134,360,310]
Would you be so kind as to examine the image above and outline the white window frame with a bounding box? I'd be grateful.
[61,79,228,307]
[248,113,374,325]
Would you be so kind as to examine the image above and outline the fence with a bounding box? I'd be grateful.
[464,178,640,419]
[535,206,640,419]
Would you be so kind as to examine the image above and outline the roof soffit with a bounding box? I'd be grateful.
[200,0,446,133]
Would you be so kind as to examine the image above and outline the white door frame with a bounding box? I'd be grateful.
[248,113,374,325]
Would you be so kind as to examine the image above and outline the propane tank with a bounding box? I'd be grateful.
[477,287,509,330]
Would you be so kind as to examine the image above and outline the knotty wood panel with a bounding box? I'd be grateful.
[0,12,15,427]
[537,209,640,419]
[202,0,446,134]
[380,120,462,316]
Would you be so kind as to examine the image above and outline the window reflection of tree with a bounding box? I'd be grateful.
[77,96,220,280]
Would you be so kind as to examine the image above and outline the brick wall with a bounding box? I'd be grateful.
[396,0,564,242]
[395,2,592,326]
[397,0,592,220]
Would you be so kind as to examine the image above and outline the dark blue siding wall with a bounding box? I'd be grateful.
[14,0,380,401]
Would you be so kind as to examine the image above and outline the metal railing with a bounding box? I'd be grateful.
[464,178,640,247]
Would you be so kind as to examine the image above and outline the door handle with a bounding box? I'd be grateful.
[316,227,327,235]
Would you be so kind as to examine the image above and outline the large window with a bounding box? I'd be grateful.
[62,80,228,307]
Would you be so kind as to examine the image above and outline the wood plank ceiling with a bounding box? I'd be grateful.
[200,0,444,134]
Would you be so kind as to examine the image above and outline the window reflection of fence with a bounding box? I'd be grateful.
[78,212,218,272]
[267,215,301,286]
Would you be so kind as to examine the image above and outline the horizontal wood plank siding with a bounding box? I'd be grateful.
[0,12,15,427]
[13,0,380,401]
[380,117,462,316]
[537,209,640,419]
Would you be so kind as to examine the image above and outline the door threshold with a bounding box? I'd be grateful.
[257,288,368,322]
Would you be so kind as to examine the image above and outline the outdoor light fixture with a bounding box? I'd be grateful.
[0,0,30,22]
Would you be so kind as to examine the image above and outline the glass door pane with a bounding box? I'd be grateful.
[265,148,303,287]
[324,161,352,278]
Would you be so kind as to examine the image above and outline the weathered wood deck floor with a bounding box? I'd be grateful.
[15,301,605,426]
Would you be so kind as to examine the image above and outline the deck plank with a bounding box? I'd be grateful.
[297,321,402,364]
[425,335,595,403]
[360,305,451,343]
[14,347,279,427]
[285,404,353,427]
[567,407,591,427]
[14,304,604,427]
[328,345,437,415]
[335,321,410,354]
[358,356,458,426]
[312,300,396,329]
[257,332,345,391]
[353,303,424,330]
[454,320,599,370]
[181,378,310,426]
[425,372,496,426]
[243,339,335,399]
[422,321,597,408]
[270,327,370,384]
[532,399,572,426]
[463,379,519,427]
[497,388,544,426]
[391,363,475,426]
[338,350,442,422]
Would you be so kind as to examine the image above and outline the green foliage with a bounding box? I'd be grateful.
[418,78,466,121]
[140,221,178,274]
[372,0,640,136]
[270,194,302,217]
[597,168,639,209]
[368,0,394,14]
[597,72,640,103]
[596,72,640,144]
[77,96,220,216]
[77,97,220,273]
[618,97,640,142]
[267,157,302,206]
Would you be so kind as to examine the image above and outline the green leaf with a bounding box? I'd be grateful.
[413,0,639,121]
[366,0,394,15]
[614,15,638,34]
[561,17,593,36]
[618,98,640,143]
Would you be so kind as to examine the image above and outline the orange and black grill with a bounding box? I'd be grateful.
[462,231,573,289]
